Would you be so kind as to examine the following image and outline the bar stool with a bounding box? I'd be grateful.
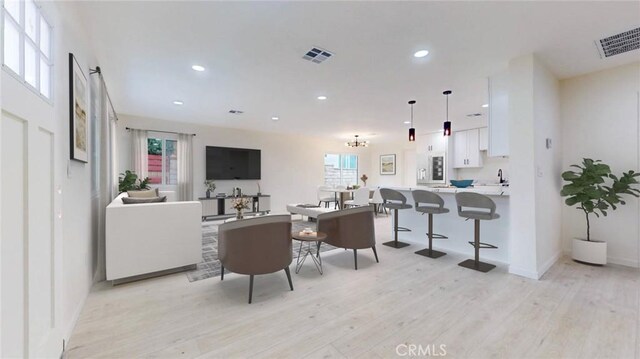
[380,188,412,248]
[455,192,500,273]
[412,190,449,259]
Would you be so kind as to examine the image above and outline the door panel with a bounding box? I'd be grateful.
[1,113,28,358]
[29,128,57,357]
[453,131,467,168]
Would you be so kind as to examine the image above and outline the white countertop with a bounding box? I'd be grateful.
[389,185,510,197]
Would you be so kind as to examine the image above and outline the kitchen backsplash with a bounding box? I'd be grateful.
[455,152,509,184]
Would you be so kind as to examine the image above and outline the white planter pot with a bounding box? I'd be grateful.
[572,238,607,265]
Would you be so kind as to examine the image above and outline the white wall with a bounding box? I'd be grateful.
[1,1,99,355]
[116,114,371,212]
[561,62,640,267]
[533,57,563,275]
[367,141,415,188]
[507,54,539,279]
[507,54,563,279]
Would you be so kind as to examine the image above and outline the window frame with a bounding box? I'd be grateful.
[147,132,178,190]
[1,0,53,103]
[324,153,359,187]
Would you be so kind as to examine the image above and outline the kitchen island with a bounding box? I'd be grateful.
[389,186,510,265]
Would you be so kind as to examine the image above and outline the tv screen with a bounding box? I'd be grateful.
[206,146,261,180]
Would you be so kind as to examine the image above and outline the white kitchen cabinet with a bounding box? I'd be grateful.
[453,128,483,168]
[488,71,509,157]
[418,131,447,153]
[479,127,488,151]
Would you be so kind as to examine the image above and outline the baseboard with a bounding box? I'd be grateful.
[537,251,562,278]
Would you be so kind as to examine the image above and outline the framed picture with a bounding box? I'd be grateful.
[69,53,89,163]
[380,154,396,175]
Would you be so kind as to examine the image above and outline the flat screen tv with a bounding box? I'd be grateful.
[206,146,261,180]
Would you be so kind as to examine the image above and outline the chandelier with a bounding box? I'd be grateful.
[345,135,369,148]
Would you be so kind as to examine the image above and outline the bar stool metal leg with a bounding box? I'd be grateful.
[415,213,446,258]
[458,219,496,272]
[383,209,411,248]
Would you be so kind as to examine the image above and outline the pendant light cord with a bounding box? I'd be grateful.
[411,103,414,127]
[446,94,449,121]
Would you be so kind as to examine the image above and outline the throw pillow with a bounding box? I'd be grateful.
[122,196,167,204]
[127,188,159,198]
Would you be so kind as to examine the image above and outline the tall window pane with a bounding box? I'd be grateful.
[40,17,50,58]
[40,57,50,97]
[3,17,20,73]
[25,0,37,41]
[147,138,163,184]
[165,140,177,185]
[24,41,37,87]
[324,154,358,187]
[4,0,20,23]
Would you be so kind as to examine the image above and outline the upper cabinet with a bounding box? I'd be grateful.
[479,127,488,151]
[453,128,483,168]
[417,131,448,153]
[488,71,509,157]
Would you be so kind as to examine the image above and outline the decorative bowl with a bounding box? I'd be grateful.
[450,179,474,188]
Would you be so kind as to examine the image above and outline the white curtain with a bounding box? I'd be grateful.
[131,129,148,179]
[177,133,194,201]
[93,75,119,282]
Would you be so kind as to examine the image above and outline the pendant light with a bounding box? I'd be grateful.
[408,100,416,142]
[443,90,452,136]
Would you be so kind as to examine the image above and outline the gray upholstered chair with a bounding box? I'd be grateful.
[412,190,449,259]
[455,192,500,272]
[317,206,378,270]
[380,188,412,248]
[218,215,294,303]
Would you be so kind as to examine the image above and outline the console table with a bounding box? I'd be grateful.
[198,194,271,221]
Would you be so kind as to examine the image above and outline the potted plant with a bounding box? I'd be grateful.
[204,180,216,198]
[360,174,368,187]
[230,197,251,220]
[118,170,151,193]
[561,158,639,265]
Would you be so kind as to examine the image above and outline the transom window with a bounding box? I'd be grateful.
[147,134,177,187]
[2,0,53,99]
[324,154,358,187]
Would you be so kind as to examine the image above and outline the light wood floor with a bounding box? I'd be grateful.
[65,216,640,358]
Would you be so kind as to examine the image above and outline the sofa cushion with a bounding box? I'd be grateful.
[127,188,159,198]
[122,196,167,204]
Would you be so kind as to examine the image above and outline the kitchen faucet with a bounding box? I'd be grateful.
[498,169,504,184]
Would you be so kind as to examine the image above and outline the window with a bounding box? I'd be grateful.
[2,0,53,99]
[324,154,358,187]
[147,136,177,186]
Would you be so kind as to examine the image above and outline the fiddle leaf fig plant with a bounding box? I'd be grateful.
[561,158,639,241]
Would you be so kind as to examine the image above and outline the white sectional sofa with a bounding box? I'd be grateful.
[106,191,202,282]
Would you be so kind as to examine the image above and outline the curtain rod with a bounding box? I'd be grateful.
[125,127,196,136]
[89,66,119,122]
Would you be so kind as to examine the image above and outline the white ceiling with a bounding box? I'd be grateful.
[75,1,640,143]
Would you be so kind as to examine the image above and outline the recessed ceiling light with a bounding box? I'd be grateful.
[173,100,184,105]
[482,104,489,108]
[413,50,429,58]
[191,65,205,72]
[271,116,279,121]
[317,96,327,100]
[404,121,411,124]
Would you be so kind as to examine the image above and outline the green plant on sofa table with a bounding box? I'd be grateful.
[560,158,639,241]
[118,170,151,193]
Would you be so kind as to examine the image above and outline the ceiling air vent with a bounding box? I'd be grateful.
[466,113,482,118]
[228,110,244,114]
[302,47,334,64]
[596,27,640,58]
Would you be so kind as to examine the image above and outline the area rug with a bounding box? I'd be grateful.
[186,220,338,282]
